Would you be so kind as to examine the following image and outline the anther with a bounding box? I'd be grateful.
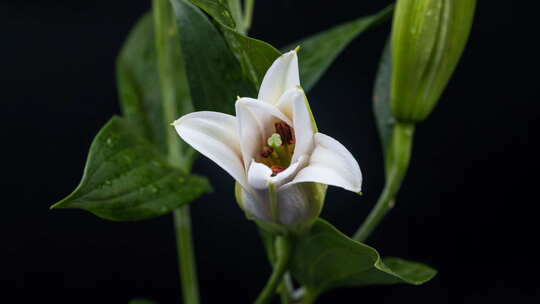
[275,122,293,145]
[261,146,273,158]
[270,165,285,177]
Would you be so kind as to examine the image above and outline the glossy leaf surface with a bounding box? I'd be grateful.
[373,39,395,155]
[51,117,211,221]
[116,12,195,168]
[186,0,281,89]
[287,5,393,91]
[290,219,436,295]
[170,0,254,114]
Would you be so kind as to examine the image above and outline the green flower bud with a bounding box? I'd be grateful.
[391,0,476,122]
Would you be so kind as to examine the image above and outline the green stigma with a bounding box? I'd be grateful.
[267,133,283,148]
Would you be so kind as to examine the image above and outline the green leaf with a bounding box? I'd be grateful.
[186,0,282,89]
[129,299,158,304]
[189,0,236,28]
[51,117,212,221]
[169,0,255,115]
[373,39,395,156]
[116,12,195,169]
[286,5,394,91]
[226,0,243,32]
[290,219,436,295]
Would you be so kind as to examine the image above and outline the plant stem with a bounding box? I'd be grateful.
[173,207,199,304]
[296,288,317,304]
[278,272,293,304]
[243,0,255,33]
[353,122,415,243]
[255,236,292,304]
[153,0,200,303]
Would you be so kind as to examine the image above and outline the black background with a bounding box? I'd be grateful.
[2,1,539,303]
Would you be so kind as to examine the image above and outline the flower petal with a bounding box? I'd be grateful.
[275,87,300,121]
[291,90,315,163]
[258,50,300,105]
[173,111,248,188]
[247,155,307,190]
[236,98,292,168]
[286,133,362,192]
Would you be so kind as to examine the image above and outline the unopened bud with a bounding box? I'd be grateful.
[391,0,476,122]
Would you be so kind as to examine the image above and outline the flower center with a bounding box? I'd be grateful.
[259,122,295,176]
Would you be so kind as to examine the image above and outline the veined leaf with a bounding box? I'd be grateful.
[129,299,158,304]
[186,0,282,89]
[190,0,236,28]
[290,219,436,295]
[116,12,195,169]
[287,5,394,91]
[373,39,395,156]
[51,117,211,221]
[169,0,255,115]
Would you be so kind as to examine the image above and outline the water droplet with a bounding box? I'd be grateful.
[106,137,114,146]
[149,185,159,193]
[104,180,112,186]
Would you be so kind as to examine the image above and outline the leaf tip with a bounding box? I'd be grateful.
[49,200,65,210]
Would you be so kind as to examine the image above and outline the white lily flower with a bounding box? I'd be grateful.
[173,50,362,233]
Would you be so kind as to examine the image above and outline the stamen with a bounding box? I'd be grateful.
[275,122,294,145]
[261,146,273,157]
[271,165,285,177]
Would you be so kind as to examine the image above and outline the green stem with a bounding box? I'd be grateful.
[255,236,292,304]
[243,0,255,33]
[353,122,415,243]
[173,208,199,304]
[296,288,317,304]
[153,1,200,303]
[278,272,293,304]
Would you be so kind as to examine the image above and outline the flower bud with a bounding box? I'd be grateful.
[390,0,476,122]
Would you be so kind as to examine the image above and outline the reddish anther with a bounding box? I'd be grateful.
[270,165,285,176]
[275,122,294,145]
[261,146,274,157]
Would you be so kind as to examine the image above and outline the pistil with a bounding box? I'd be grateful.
[258,122,295,176]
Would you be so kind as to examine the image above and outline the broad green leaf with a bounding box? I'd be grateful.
[373,39,395,156]
[186,0,282,89]
[116,12,195,170]
[51,117,212,221]
[169,0,255,115]
[190,0,236,28]
[226,0,243,32]
[286,5,394,91]
[129,299,158,304]
[290,219,436,295]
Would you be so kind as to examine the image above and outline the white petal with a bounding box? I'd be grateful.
[173,111,248,188]
[235,98,292,168]
[286,133,362,192]
[258,50,300,105]
[275,87,300,121]
[247,161,273,190]
[276,184,317,227]
[291,91,315,163]
[247,155,308,190]
[237,187,271,222]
